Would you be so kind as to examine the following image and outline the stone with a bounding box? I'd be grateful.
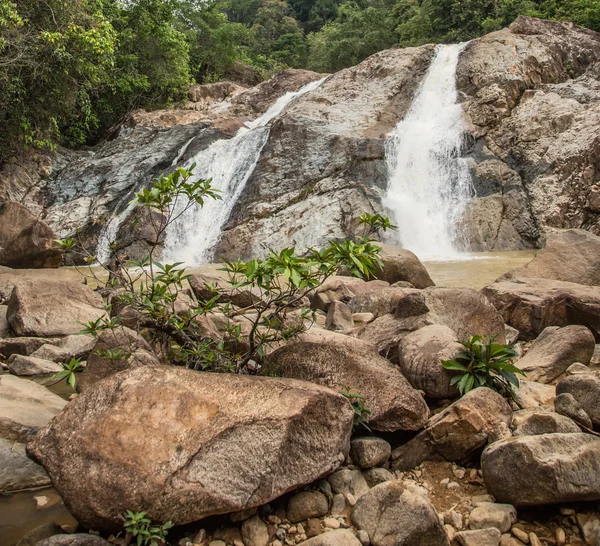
[7,279,106,337]
[0,437,52,491]
[391,388,512,471]
[330,493,346,515]
[0,337,54,358]
[265,331,429,432]
[0,201,62,268]
[469,502,517,533]
[349,437,391,469]
[576,513,600,546]
[323,518,340,529]
[511,408,581,436]
[310,276,388,312]
[443,511,463,530]
[188,272,264,308]
[512,381,555,409]
[298,530,362,546]
[0,305,10,337]
[556,371,600,428]
[356,530,370,546]
[528,533,541,546]
[7,355,63,377]
[350,481,449,546]
[362,468,395,488]
[325,301,354,331]
[554,392,593,429]
[372,243,435,289]
[327,469,370,501]
[481,434,600,506]
[514,325,595,383]
[27,366,354,531]
[241,515,270,546]
[566,362,591,375]
[505,325,520,345]
[287,491,329,523]
[510,527,528,544]
[77,326,162,392]
[456,528,502,546]
[35,535,112,546]
[15,522,64,546]
[397,324,462,399]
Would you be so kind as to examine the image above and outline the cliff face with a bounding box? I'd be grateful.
[1,18,599,262]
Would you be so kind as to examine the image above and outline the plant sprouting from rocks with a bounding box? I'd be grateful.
[442,335,524,398]
[122,510,173,546]
[339,386,371,431]
[358,212,397,240]
[50,358,85,389]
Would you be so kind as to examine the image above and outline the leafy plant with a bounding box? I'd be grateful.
[50,358,85,389]
[442,335,525,398]
[123,510,173,546]
[339,386,371,431]
[358,212,398,240]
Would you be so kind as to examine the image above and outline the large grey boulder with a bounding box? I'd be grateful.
[482,434,600,506]
[27,366,354,531]
[391,388,512,471]
[7,279,106,337]
[0,374,66,492]
[515,325,595,383]
[0,201,62,269]
[351,481,450,546]
[265,331,429,431]
[556,371,600,427]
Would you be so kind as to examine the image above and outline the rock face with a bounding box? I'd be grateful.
[350,481,450,546]
[391,388,513,470]
[481,433,600,506]
[28,366,354,531]
[0,202,62,268]
[515,325,595,383]
[265,333,429,432]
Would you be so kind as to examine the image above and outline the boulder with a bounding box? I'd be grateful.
[511,408,581,436]
[287,491,329,523]
[30,335,95,363]
[512,380,555,409]
[0,374,66,492]
[350,481,449,546]
[482,277,600,339]
[500,230,600,286]
[77,326,162,392]
[554,392,593,429]
[349,437,392,469]
[299,530,362,546]
[398,324,462,399]
[6,355,63,377]
[0,201,62,268]
[481,434,600,506]
[372,243,435,289]
[515,325,595,383]
[556,371,600,427]
[348,286,419,318]
[391,388,513,471]
[326,301,354,331]
[27,366,354,531]
[7,279,106,337]
[265,332,429,432]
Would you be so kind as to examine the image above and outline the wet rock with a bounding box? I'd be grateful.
[554,392,593,429]
[299,530,362,546]
[27,366,354,531]
[6,355,63,377]
[469,502,517,533]
[7,279,106,337]
[350,481,449,546]
[455,528,502,546]
[0,202,62,269]
[265,331,429,431]
[482,433,600,506]
[511,408,581,436]
[349,437,391,469]
[391,388,512,470]
[398,324,462,399]
[556,371,600,428]
[287,491,329,523]
[326,301,354,331]
[372,244,435,288]
[514,325,595,383]
[77,326,162,392]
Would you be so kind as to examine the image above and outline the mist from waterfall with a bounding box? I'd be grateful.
[162,77,327,265]
[383,43,472,260]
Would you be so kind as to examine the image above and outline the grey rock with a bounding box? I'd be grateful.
[512,380,555,409]
[362,468,395,488]
[7,355,63,377]
[287,491,329,523]
[16,522,64,546]
[326,301,354,332]
[556,371,600,427]
[554,392,593,429]
[566,362,591,375]
[241,515,269,546]
[35,535,112,546]
[0,437,51,492]
[511,408,581,436]
[327,469,370,501]
[350,437,391,469]
[298,530,362,546]
[469,502,517,533]
[455,528,502,546]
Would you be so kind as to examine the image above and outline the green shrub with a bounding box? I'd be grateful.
[123,510,173,546]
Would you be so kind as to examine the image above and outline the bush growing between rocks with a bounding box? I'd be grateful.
[442,335,524,398]
[61,167,385,375]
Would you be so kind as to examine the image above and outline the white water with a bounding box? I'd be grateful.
[162,77,327,265]
[383,43,473,260]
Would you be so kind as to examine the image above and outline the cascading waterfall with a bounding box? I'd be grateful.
[162,77,327,265]
[383,43,473,260]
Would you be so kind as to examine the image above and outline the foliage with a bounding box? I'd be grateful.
[359,212,398,240]
[442,335,525,398]
[123,510,173,546]
[339,386,371,431]
[50,358,85,390]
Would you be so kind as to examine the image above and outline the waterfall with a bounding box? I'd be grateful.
[162,77,327,265]
[383,43,472,260]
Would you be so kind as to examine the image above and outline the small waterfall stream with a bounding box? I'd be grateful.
[383,43,472,260]
[162,77,327,265]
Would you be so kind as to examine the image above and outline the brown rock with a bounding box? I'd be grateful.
[556,371,600,427]
[287,491,329,523]
[298,529,362,546]
[27,366,354,531]
[373,243,435,289]
[326,301,354,332]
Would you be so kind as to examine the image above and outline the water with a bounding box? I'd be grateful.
[162,77,328,265]
[383,43,473,260]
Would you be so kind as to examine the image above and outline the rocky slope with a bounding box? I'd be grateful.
[0,17,599,264]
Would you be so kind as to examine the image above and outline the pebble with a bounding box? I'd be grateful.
[447,481,460,490]
[559,508,576,516]
[555,527,566,545]
[323,518,341,529]
[511,527,529,543]
[453,468,467,480]
[528,532,542,546]
[331,493,346,515]
[440,478,450,486]
[346,493,357,506]
[209,542,226,546]
[268,515,282,525]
